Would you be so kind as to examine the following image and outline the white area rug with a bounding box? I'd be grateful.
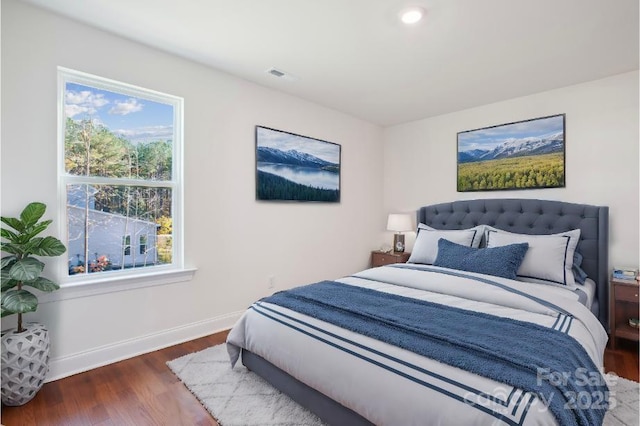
[167,344,323,425]
[168,344,639,426]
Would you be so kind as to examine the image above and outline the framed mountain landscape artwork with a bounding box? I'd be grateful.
[457,114,565,192]
[255,126,341,202]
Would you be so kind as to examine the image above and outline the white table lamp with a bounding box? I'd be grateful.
[387,213,413,253]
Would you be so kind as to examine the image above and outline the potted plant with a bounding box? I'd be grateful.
[1,202,66,406]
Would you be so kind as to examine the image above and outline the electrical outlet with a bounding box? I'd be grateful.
[268,276,275,289]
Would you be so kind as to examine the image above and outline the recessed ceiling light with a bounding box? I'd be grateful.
[399,6,425,25]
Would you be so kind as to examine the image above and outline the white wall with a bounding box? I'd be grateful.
[1,0,383,379]
[383,71,639,267]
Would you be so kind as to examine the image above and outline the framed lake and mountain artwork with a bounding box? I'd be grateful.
[255,126,341,202]
[457,114,565,192]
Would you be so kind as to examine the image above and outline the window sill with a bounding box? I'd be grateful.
[38,268,197,304]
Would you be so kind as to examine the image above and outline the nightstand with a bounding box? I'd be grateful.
[610,277,640,349]
[371,251,410,267]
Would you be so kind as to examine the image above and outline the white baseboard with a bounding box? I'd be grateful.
[46,310,244,382]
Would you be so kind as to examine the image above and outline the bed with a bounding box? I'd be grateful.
[227,199,610,425]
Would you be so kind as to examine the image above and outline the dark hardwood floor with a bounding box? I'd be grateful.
[604,339,640,382]
[1,331,229,426]
[1,331,638,425]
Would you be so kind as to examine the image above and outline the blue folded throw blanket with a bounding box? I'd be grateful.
[261,281,608,426]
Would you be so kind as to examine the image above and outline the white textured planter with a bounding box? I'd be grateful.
[1,322,51,406]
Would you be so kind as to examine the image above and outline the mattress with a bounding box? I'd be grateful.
[227,264,608,426]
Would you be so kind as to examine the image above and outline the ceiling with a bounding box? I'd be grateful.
[21,0,639,126]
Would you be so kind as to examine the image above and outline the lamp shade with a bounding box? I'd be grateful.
[386,213,413,232]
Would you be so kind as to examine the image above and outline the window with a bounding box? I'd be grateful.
[123,235,131,256]
[139,235,147,255]
[59,68,183,283]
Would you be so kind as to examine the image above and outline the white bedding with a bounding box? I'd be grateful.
[227,264,608,426]
[577,278,597,310]
[510,276,597,310]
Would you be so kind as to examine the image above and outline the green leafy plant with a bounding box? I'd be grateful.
[1,202,66,332]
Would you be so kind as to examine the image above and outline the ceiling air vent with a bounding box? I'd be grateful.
[266,67,297,81]
[267,68,286,77]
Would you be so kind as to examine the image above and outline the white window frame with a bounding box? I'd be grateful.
[55,67,192,299]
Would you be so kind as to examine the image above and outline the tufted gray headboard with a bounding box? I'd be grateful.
[417,199,609,329]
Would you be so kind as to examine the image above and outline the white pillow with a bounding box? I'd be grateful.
[408,225,483,265]
[417,224,484,247]
[485,227,581,287]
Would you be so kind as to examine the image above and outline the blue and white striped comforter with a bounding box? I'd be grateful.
[227,264,609,426]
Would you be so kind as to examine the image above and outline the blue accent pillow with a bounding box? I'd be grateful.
[571,251,589,284]
[433,238,529,280]
[573,251,583,268]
